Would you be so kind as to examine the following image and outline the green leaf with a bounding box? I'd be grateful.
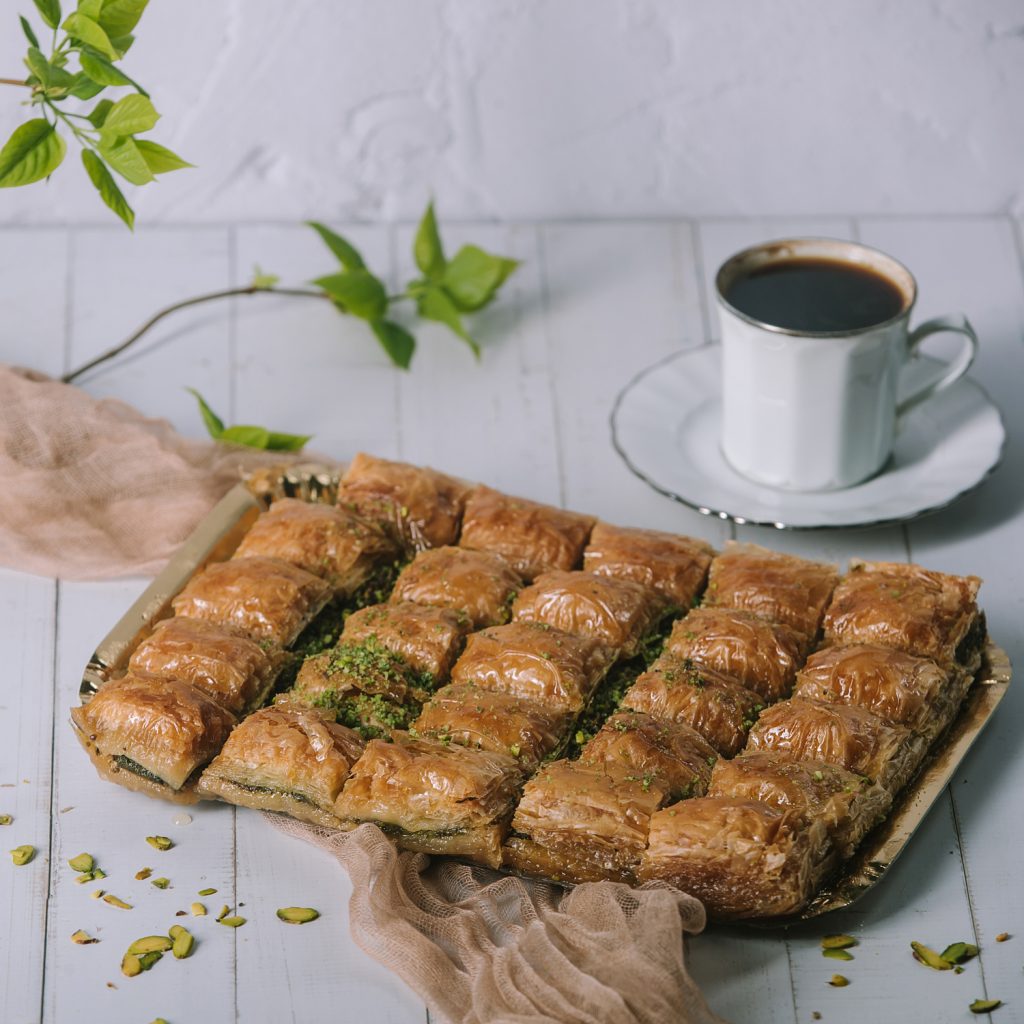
[62,12,118,60]
[20,15,41,46]
[101,93,158,136]
[0,120,66,188]
[33,0,61,30]
[86,98,114,127]
[370,319,416,369]
[441,244,520,312]
[134,140,191,174]
[220,425,271,449]
[99,135,153,185]
[266,430,312,452]
[98,0,147,39]
[79,50,132,88]
[69,73,105,99]
[306,221,364,271]
[417,285,479,357]
[250,264,279,289]
[78,0,103,18]
[313,269,388,321]
[414,200,445,280]
[106,31,133,56]
[25,48,75,92]
[185,388,224,438]
[80,148,134,228]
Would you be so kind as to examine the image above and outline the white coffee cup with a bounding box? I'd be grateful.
[715,238,978,492]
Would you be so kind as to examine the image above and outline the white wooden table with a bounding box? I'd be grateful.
[2,216,1022,1024]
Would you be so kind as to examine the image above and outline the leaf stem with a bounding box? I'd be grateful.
[0,77,29,87]
[61,286,329,384]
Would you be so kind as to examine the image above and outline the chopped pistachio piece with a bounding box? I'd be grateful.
[911,941,952,970]
[138,950,163,970]
[941,942,979,965]
[151,877,170,889]
[102,893,133,910]
[70,929,98,945]
[121,953,142,978]
[172,928,194,959]
[68,853,94,873]
[127,936,173,955]
[969,999,1002,1014]
[276,906,320,925]
[995,932,1010,942]
[828,974,849,987]
[146,835,174,851]
[10,844,35,866]
[191,902,206,917]
[92,867,106,880]
[73,871,96,884]
[823,948,854,961]
[135,867,152,880]
[198,887,217,896]
[150,1019,169,1024]
[216,904,230,921]
[956,966,965,975]
[169,925,186,940]
[90,889,104,899]
[0,814,12,825]
[218,915,246,928]
[821,934,858,950]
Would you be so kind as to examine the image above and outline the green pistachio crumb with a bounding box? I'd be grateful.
[10,845,35,865]
[151,877,170,889]
[146,835,173,851]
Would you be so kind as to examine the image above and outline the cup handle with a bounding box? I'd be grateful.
[897,313,978,416]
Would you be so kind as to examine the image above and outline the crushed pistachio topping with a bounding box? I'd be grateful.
[146,835,174,851]
[151,877,170,889]
[821,934,858,950]
[198,887,217,896]
[995,932,1010,942]
[969,999,1002,1014]
[217,905,230,921]
[941,941,979,965]
[70,929,98,944]
[103,894,133,910]
[277,906,320,924]
[911,941,952,970]
[67,852,94,873]
[136,868,152,880]
[823,948,854,962]
[191,903,206,916]
[218,916,246,928]
[137,951,162,971]
[127,936,173,955]
[171,926,194,959]
[10,844,35,865]
[121,953,142,978]
[90,889,104,899]
[0,814,12,825]
[828,974,849,987]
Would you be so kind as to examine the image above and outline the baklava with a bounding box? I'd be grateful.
[197,705,365,827]
[459,484,595,580]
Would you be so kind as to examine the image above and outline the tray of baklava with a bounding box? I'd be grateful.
[72,454,1011,922]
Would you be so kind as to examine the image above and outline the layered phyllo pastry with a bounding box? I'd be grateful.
[823,561,983,668]
[71,674,236,804]
[705,543,840,638]
[459,484,595,580]
[334,733,523,867]
[172,556,332,647]
[708,751,891,860]
[450,622,611,713]
[583,521,714,610]
[664,607,809,702]
[746,697,922,794]
[197,705,365,827]
[413,682,571,766]
[336,452,472,551]
[129,616,288,716]
[341,601,471,681]
[794,644,959,744]
[638,798,827,919]
[622,653,764,757]
[232,498,396,597]
[580,710,718,801]
[511,570,665,659]
[503,759,666,884]
[390,546,523,628]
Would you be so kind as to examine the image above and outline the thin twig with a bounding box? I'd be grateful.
[0,77,29,87]
[61,285,328,384]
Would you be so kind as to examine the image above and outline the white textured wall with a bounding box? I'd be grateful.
[1,0,1023,224]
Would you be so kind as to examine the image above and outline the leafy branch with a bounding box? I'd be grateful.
[0,0,190,228]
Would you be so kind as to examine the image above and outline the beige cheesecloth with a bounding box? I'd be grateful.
[0,364,726,1024]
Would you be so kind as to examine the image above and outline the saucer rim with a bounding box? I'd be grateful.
[609,345,1007,531]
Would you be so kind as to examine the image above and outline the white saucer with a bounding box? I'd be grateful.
[610,346,1006,530]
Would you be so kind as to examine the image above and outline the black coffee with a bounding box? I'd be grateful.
[723,257,905,333]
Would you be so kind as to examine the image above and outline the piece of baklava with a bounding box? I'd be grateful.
[622,653,764,757]
[341,601,471,681]
[232,498,397,597]
[450,622,611,713]
[580,710,718,801]
[128,616,287,717]
[503,759,666,884]
[794,644,959,744]
[584,521,714,610]
[823,561,984,668]
[511,570,666,659]
[709,751,891,860]
[334,732,523,867]
[745,696,922,794]
[71,674,236,804]
[459,484,595,580]
[172,556,332,647]
[336,452,472,551]
[413,682,571,766]
[705,542,840,639]
[197,705,364,827]
[638,798,826,919]
[390,546,524,628]
[664,606,809,702]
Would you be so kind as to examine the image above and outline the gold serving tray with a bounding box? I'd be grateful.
[76,468,1012,923]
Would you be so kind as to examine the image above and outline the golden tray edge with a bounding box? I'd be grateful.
[76,466,1013,924]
